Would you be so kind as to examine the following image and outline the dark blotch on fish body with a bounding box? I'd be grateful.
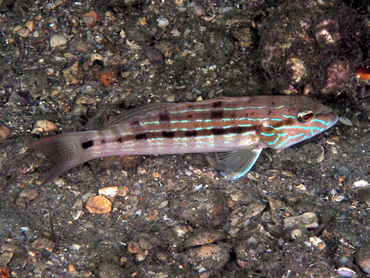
[135,133,147,140]
[211,128,226,135]
[185,130,197,137]
[211,110,223,119]
[82,140,94,149]
[162,131,175,138]
[212,101,223,108]
[159,112,170,122]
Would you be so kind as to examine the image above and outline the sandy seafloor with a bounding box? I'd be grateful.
[0,0,370,277]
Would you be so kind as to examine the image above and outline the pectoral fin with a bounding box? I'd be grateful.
[206,148,263,180]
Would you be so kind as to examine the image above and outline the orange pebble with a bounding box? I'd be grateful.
[86,195,112,214]
[100,69,117,86]
[356,67,370,80]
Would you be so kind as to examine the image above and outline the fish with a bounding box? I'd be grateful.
[29,95,338,185]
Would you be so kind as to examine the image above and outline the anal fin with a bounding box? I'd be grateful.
[206,148,263,181]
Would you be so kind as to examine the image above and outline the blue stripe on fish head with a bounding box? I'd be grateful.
[258,97,338,150]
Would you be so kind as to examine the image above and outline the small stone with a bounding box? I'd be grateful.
[128,242,142,254]
[25,20,35,32]
[98,186,119,199]
[339,116,353,126]
[31,238,55,252]
[336,267,357,277]
[356,244,370,274]
[17,28,30,38]
[31,120,57,134]
[0,251,14,266]
[283,212,319,232]
[187,244,230,273]
[157,17,169,29]
[309,236,326,251]
[158,200,168,209]
[50,34,68,47]
[70,199,83,220]
[100,69,117,86]
[19,188,39,202]
[63,61,80,85]
[117,187,128,197]
[174,0,184,7]
[0,124,12,140]
[86,195,112,214]
[353,180,369,188]
[185,230,226,247]
[82,10,98,28]
[193,6,206,17]
[136,249,149,262]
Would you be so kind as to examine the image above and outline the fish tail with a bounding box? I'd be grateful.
[29,131,98,185]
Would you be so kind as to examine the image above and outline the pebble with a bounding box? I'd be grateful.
[0,124,12,140]
[158,200,168,209]
[283,212,319,232]
[70,199,83,220]
[356,244,370,274]
[25,20,35,32]
[171,191,230,227]
[336,267,357,277]
[86,195,112,214]
[82,11,98,28]
[291,229,303,239]
[185,230,225,247]
[186,244,230,274]
[17,27,30,38]
[98,186,119,199]
[309,236,326,251]
[31,120,57,134]
[157,17,169,29]
[0,251,13,266]
[193,6,206,17]
[63,61,80,85]
[339,117,353,126]
[31,238,55,252]
[19,188,39,202]
[50,34,68,47]
[353,180,369,188]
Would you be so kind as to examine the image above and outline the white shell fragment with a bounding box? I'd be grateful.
[353,180,369,188]
[336,267,357,277]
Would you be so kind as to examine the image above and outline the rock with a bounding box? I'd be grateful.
[0,124,12,141]
[86,195,112,214]
[98,186,119,200]
[50,34,68,47]
[186,244,230,274]
[31,238,55,252]
[82,11,98,28]
[19,188,39,202]
[63,61,81,85]
[31,120,57,134]
[356,244,370,274]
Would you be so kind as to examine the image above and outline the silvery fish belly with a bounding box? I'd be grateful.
[29,95,338,184]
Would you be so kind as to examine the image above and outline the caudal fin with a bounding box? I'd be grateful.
[29,131,97,185]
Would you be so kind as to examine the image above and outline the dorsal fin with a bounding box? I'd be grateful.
[103,103,174,129]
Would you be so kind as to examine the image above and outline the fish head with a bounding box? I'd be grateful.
[258,96,338,150]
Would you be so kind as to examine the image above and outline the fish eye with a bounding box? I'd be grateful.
[297,110,314,122]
